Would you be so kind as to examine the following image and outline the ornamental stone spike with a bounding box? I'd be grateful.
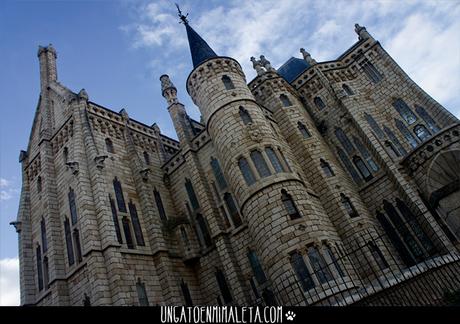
[259,55,276,72]
[300,48,317,65]
[250,56,265,76]
[160,74,178,105]
[354,23,373,41]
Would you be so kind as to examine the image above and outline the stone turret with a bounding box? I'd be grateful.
[37,44,57,91]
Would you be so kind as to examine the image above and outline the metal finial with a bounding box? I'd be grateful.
[175,3,189,24]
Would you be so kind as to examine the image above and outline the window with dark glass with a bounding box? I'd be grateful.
[361,59,383,83]
[341,193,358,218]
[393,99,417,125]
[215,269,233,304]
[415,105,440,133]
[39,218,47,253]
[63,147,69,163]
[314,96,326,110]
[364,113,385,139]
[352,156,373,181]
[196,214,213,247]
[109,195,123,244]
[342,84,354,95]
[278,149,292,172]
[337,147,362,185]
[384,126,407,156]
[223,193,242,227]
[136,279,150,306]
[280,94,292,107]
[325,246,345,277]
[185,179,200,211]
[307,246,333,283]
[281,189,301,220]
[368,241,389,270]
[335,127,354,154]
[320,159,335,177]
[154,189,167,221]
[290,252,315,291]
[265,147,284,173]
[395,119,418,148]
[180,279,193,306]
[238,157,256,186]
[128,201,145,246]
[247,250,267,284]
[43,256,49,289]
[105,138,114,153]
[73,229,82,263]
[297,122,311,138]
[414,124,431,142]
[180,226,189,246]
[352,136,379,172]
[113,177,127,213]
[239,106,252,125]
[250,150,271,178]
[64,218,74,265]
[211,157,228,190]
[68,187,78,225]
[36,244,43,291]
[385,140,401,158]
[222,75,235,90]
[249,278,260,299]
[37,176,42,193]
[122,217,135,249]
[143,151,150,165]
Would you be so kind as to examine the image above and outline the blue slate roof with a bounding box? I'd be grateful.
[277,57,310,83]
[185,23,218,68]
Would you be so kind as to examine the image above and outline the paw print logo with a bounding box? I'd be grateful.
[285,311,296,321]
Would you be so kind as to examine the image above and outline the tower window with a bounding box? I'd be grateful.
[297,122,311,138]
[143,151,150,165]
[64,218,75,266]
[361,59,383,83]
[180,226,189,246]
[136,279,150,306]
[307,246,333,283]
[36,244,43,291]
[368,241,389,270]
[73,229,82,263]
[247,250,267,285]
[211,157,228,190]
[385,140,401,158]
[154,189,167,221]
[238,157,256,186]
[68,187,78,225]
[280,94,292,107]
[265,147,285,173]
[395,119,418,148]
[325,245,345,277]
[222,75,235,90]
[353,156,373,181]
[223,193,242,227]
[40,218,47,253]
[342,84,354,95]
[215,269,233,304]
[37,176,42,193]
[393,99,417,125]
[196,213,213,247]
[320,159,335,177]
[341,193,358,218]
[43,256,49,289]
[281,189,301,220]
[290,251,315,291]
[63,147,69,163]
[180,280,193,306]
[250,150,271,178]
[335,127,355,154]
[415,105,440,133]
[122,216,135,249]
[364,113,385,139]
[277,149,292,172]
[313,96,326,110]
[239,106,252,125]
[105,138,114,153]
[109,195,123,244]
[337,147,362,185]
[384,126,407,156]
[414,124,431,142]
[128,201,145,246]
[113,177,127,213]
[185,178,200,210]
[352,136,379,172]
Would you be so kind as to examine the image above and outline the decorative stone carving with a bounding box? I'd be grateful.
[94,155,108,169]
[140,168,150,182]
[66,161,80,175]
[78,89,89,101]
[9,221,22,233]
[250,56,265,76]
[354,23,372,41]
[247,123,263,142]
[259,55,276,72]
[300,48,317,65]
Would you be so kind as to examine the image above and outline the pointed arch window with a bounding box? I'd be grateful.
[73,229,82,263]
[180,280,193,306]
[211,157,227,190]
[307,246,333,283]
[325,245,345,277]
[40,218,47,253]
[414,124,431,142]
[223,193,242,227]
[352,156,373,181]
[196,213,212,247]
[215,269,233,304]
[320,159,335,177]
[265,147,285,173]
[128,201,145,246]
[352,136,379,172]
[122,216,135,249]
[393,99,417,125]
[297,121,311,138]
[341,193,358,218]
[113,177,127,212]
[222,75,235,90]
[368,241,389,270]
[109,195,123,244]
[361,59,382,83]
[364,113,385,139]
[247,250,267,284]
[37,176,42,193]
[238,157,256,186]
[143,151,150,165]
[64,218,74,265]
[36,244,43,291]
[238,106,252,125]
[105,138,114,153]
[290,251,315,291]
[415,105,440,133]
[136,279,150,306]
[335,127,354,154]
[185,178,200,210]
[154,189,167,221]
[313,96,326,110]
[342,84,354,95]
[43,256,49,289]
[337,147,362,185]
[395,119,418,148]
[68,187,78,225]
[281,189,301,220]
[384,126,407,156]
[280,94,292,107]
[250,150,271,178]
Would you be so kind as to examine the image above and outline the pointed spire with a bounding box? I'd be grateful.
[176,5,218,68]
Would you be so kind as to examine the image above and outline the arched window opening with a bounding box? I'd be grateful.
[36,244,43,291]
[64,218,74,265]
[341,193,358,218]
[297,122,311,138]
[395,119,418,148]
[335,127,354,154]
[325,245,345,277]
[342,84,354,95]
[113,177,127,213]
[222,75,235,90]
[122,216,135,249]
[385,140,401,158]
[105,138,114,153]
[196,213,212,247]
[361,59,383,83]
[215,269,233,304]
[265,147,285,173]
[337,147,362,185]
[364,113,385,139]
[281,189,301,220]
[40,217,47,252]
[352,156,373,181]
[238,157,256,186]
[250,150,271,178]
[239,106,252,125]
[154,189,167,221]
[68,187,78,224]
[368,241,389,270]
[307,246,333,283]
[415,105,440,133]
[180,280,194,306]
[63,147,69,163]
[185,179,200,210]
[313,96,326,110]
[136,279,150,306]
[290,252,315,291]
[247,250,267,285]
[73,229,82,263]
[223,193,242,227]
[320,159,335,177]
[393,99,417,125]
[352,136,379,172]
[414,124,431,142]
[211,157,228,190]
[384,126,407,156]
[109,195,123,244]
[280,94,292,107]
[128,201,145,246]
[43,256,49,289]
[143,151,150,165]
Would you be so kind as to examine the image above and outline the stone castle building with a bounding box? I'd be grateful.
[12,13,460,306]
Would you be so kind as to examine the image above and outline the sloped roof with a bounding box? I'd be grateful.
[277,57,310,83]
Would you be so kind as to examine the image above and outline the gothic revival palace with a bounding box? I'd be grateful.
[13,15,460,306]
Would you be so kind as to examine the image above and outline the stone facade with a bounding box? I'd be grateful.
[13,22,460,306]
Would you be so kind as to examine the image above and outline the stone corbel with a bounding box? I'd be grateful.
[94,155,108,170]
[10,221,22,233]
[140,168,150,182]
[66,161,80,175]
